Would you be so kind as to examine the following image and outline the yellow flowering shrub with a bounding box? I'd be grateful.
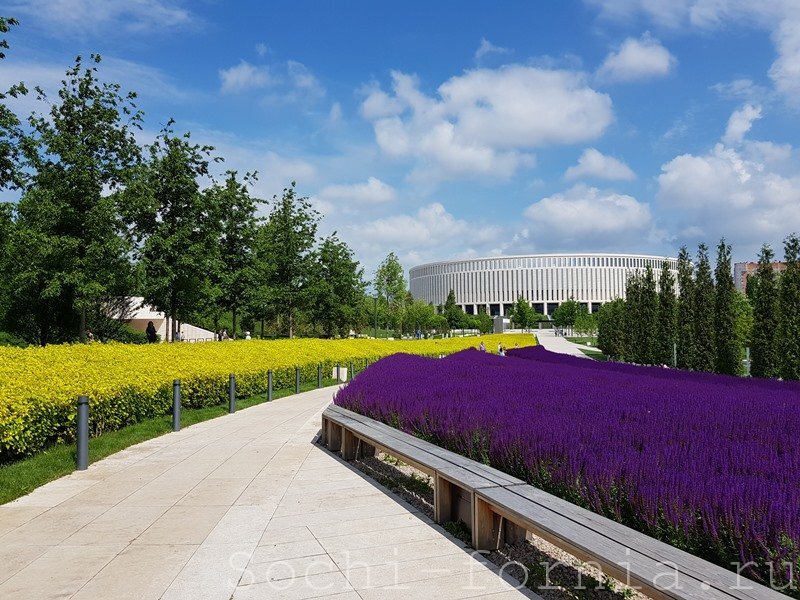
[0,334,535,460]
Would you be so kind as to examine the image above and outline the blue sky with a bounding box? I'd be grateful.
[2,0,799,278]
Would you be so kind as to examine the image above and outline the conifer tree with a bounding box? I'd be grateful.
[656,260,677,366]
[676,247,695,369]
[750,244,780,378]
[714,239,739,374]
[693,243,716,372]
[639,265,659,364]
[779,233,800,380]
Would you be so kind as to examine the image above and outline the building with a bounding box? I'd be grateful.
[409,253,678,317]
[733,261,787,293]
[119,297,215,341]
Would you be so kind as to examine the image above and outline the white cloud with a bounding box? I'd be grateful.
[586,1,800,105]
[475,38,510,61]
[596,33,676,82]
[219,61,272,94]
[361,65,612,182]
[5,0,198,37]
[287,61,325,100]
[318,177,396,206]
[657,105,800,249]
[523,184,653,247]
[565,148,636,181]
[255,43,269,57]
[722,104,762,145]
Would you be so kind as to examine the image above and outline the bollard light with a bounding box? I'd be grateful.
[172,380,181,432]
[229,374,236,413]
[76,396,89,470]
[268,370,273,402]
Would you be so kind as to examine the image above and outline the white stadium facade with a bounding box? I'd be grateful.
[409,253,679,317]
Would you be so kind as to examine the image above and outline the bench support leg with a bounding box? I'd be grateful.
[327,422,342,453]
[359,442,375,458]
[342,428,357,460]
[434,473,454,523]
[320,417,328,446]
[473,496,501,551]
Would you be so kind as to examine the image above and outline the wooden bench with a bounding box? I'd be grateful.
[321,405,787,600]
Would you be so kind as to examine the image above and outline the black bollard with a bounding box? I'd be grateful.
[317,363,322,388]
[76,396,89,470]
[229,374,236,413]
[267,370,273,402]
[172,380,181,432]
[295,366,300,394]
[349,361,354,381]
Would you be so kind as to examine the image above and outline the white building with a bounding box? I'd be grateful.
[409,253,679,317]
[123,297,215,342]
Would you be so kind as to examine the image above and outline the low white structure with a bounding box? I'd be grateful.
[123,297,215,342]
[410,253,679,317]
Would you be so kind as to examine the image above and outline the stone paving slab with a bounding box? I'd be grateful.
[0,386,541,599]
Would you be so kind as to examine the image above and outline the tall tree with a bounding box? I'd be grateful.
[510,296,534,331]
[597,298,626,360]
[0,17,27,190]
[209,170,262,338]
[552,298,582,330]
[750,244,780,378]
[693,244,716,372]
[714,239,739,375]
[655,260,677,366]
[310,233,365,337]
[639,265,659,364]
[675,246,695,369]
[15,54,142,343]
[259,182,319,338]
[374,252,406,332]
[126,122,221,341]
[779,233,800,380]
[443,289,466,330]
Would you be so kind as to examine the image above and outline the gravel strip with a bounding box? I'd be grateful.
[347,450,651,600]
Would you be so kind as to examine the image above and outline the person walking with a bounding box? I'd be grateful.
[146,321,157,343]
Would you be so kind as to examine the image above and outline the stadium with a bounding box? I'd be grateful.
[409,253,679,317]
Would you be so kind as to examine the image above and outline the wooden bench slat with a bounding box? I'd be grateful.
[328,405,523,486]
[479,486,786,600]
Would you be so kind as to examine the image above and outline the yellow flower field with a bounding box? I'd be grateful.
[0,334,535,460]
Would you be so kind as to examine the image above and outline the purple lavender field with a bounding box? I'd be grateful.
[334,347,800,590]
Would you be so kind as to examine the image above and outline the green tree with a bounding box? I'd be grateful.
[0,17,27,190]
[258,182,319,338]
[443,289,466,330]
[597,298,626,360]
[509,296,534,330]
[552,298,582,329]
[126,123,221,342]
[14,54,142,343]
[209,171,262,338]
[779,233,800,380]
[624,269,657,364]
[714,238,738,375]
[676,246,695,369]
[693,243,716,372]
[310,233,365,337]
[733,291,753,375]
[573,311,597,337]
[374,252,406,333]
[750,244,780,378]
[656,260,677,366]
[404,299,436,336]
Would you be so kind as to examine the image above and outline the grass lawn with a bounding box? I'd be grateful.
[0,377,341,505]
[567,336,598,346]
[580,348,609,361]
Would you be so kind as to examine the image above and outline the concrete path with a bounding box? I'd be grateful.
[0,387,540,600]
[533,329,593,358]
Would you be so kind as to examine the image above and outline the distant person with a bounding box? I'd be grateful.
[478,341,486,352]
[86,329,94,343]
[146,321,157,343]
[498,343,505,357]
[245,331,251,340]
[221,329,230,340]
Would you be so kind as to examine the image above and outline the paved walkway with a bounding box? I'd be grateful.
[533,329,593,358]
[0,387,539,600]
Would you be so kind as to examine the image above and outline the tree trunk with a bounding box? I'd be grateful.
[232,307,237,340]
[261,317,265,338]
[79,303,86,343]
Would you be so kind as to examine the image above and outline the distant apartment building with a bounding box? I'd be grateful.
[733,261,787,293]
